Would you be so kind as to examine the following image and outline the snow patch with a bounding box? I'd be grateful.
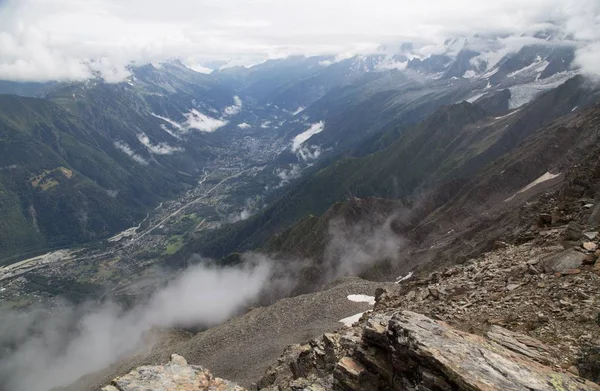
[504,172,562,202]
[186,64,213,74]
[292,106,305,116]
[375,59,408,71]
[463,69,479,79]
[507,57,549,78]
[347,294,376,305]
[508,71,577,109]
[339,312,368,327]
[396,271,414,284]
[494,109,520,120]
[291,121,325,152]
[466,92,486,103]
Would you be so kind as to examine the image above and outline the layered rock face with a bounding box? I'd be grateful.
[258,310,600,391]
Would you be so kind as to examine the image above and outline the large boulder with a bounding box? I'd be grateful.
[102,354,246,391]
[383,311,598,391]
[541,249,587,273]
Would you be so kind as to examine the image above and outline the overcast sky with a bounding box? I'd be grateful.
[0,0,598,82]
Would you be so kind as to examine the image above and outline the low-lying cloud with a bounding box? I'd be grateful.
[223,96,243,116]
[0,260,276,391]
[324,213,405,280]
[138,133,183,155]
[0,204,408,391]
[114,141,148,165]
[275,164,302,187]
[184,109,228,133]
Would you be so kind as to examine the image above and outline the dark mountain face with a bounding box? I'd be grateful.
[0,95,195,260]
[184,76,600,261]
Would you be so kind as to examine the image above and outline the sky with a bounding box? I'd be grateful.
[0,0,598,82]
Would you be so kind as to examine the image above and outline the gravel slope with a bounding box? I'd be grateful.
[65,276,393,390]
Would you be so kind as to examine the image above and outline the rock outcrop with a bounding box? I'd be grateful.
[258,311,600,391]
[102,354,246,391]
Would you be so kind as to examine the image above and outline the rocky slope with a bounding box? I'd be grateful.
[102,302,600,391]
[257,309,599,391]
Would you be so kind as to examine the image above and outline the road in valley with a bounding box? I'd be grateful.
[127,168,253,245]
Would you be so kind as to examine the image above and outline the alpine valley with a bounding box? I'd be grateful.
[1,30,600,391]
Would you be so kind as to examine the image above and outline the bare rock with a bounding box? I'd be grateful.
[334,357,367,391]
[486,325,553,365]
[541,249,587,273]
[388,311,599,390]
[102,354,246,391]
[564,221,584,241]
[258,309,600,391]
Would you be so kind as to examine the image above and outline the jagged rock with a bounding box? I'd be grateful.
[541,249,587,273]
[584,253,598,265]
[583,242,598,251]
[486,325,553,365]
[387,311,599,391]
[584,232,599,240]
[259,311,600,391]
[538,213,553,226]
[102,354,246,391]
[428,287,440,299]
[565,221,584,241]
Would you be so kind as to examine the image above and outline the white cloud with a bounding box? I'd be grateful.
[0,0,598,82]
[296,145,322,161]
[150,113,184,131]
[0,261,275,391]
[137,133,183,155]
[291,121,325,152]
[223,96,242,116]
[275,164,302,187]
[152,110,228,133]
[237,122,251,129]
[114,141,148,165]
[184,109,228,132]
